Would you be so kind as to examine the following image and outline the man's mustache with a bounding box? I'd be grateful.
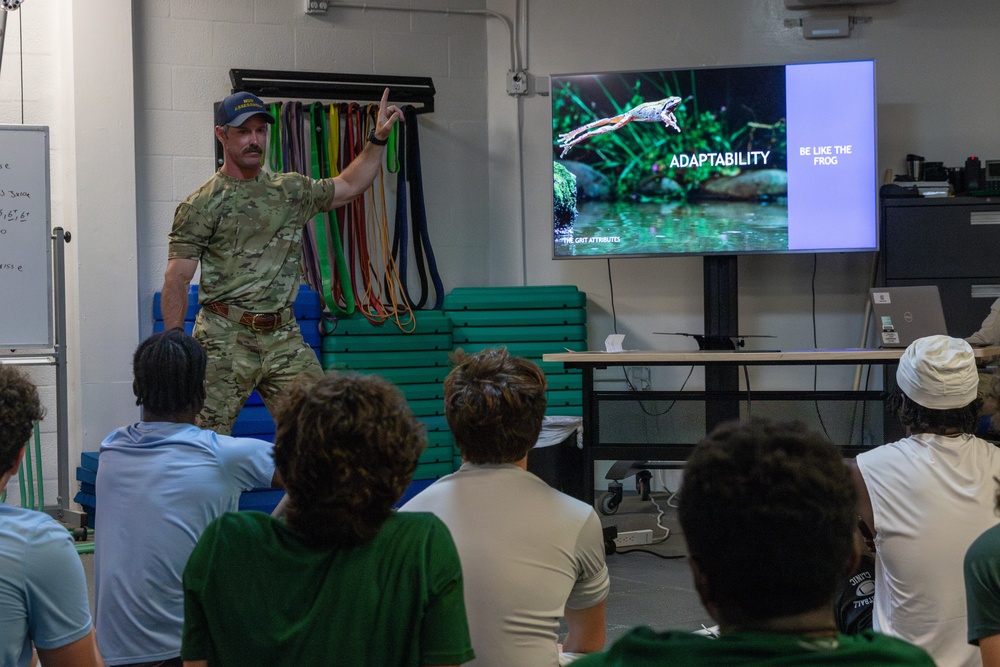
[242,145,263,155]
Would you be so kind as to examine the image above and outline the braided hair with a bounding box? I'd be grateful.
[132,330,207,417]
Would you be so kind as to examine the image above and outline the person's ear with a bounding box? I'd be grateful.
[688,557,720,623]
[6,445,27,477]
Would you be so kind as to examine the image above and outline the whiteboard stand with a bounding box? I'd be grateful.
[0,229,77,524]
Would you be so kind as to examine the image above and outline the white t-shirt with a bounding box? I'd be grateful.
[857,432,1000,667]
[401,463,609,667]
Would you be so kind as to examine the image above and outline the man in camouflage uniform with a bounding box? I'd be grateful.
[160,89,402,434]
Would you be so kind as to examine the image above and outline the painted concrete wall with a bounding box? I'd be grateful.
[132,0,492,337]
[0,0,137,511]
[4,0,1000,503]
[484,0,1000,450]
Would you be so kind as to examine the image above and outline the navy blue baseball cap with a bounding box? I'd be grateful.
[215,91,274,127]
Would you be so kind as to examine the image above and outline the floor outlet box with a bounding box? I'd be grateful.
[613,529,653,548]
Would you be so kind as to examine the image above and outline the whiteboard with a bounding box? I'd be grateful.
[0,125,52,347]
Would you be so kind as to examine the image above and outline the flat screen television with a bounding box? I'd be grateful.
[551,60,877,258]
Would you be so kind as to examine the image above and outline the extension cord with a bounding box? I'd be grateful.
[613,529,653,548]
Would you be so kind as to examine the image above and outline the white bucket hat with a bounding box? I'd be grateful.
[896,335,978,409]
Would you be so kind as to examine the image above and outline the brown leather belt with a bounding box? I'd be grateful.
[202,301,292,333]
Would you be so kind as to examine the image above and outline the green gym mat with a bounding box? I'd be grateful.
[322,349,451,370]
[446,308,586,327]
[452,324,586,344]
[322,332,452,353]
[352,366,451,385]
[396,383,444,401]
[426,430,455,448]
[546,389,583,407]
[418,444,454,465]
[456,340,587,358]
[544,373,583,390]
[443,285,586,311]
[326,311,452,335]
[413,461,455,480]
[406,398,445,417]
[420,416,450,432]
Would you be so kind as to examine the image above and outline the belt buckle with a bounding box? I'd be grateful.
[249,312,277,332]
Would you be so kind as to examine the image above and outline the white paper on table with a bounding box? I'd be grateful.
[604,334,625,352]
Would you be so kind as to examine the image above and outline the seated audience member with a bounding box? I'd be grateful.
[0,366,103,667]
[95,330,277,666]
[851,334,1000,667]
[573,419,934,666]
[181,371,475,666]
[401,347,609,667]
[967,297,1000,347]
[965,479,1000,666]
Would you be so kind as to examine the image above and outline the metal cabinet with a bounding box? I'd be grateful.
[880,196,1000,337]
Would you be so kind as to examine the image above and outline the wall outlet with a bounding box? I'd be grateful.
[506,70,528,96]
[614,529,653,548]
[625,366,651,390]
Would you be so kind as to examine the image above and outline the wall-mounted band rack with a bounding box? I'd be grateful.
[228,69,436,114]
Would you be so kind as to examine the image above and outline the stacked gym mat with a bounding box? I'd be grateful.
[77,285,325,519]
[320,311,456,486]
[78,284,588,520]
[74,451,100,523]
[444,285,587,422]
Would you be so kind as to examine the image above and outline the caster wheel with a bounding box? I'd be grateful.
[599,492,620,515]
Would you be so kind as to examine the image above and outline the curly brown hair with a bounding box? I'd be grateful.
[444,347,547,464]
[679,419,857,625]
[272,371,426,549]
[0,366,45,473]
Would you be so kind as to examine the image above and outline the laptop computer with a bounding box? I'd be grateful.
[869,285,949,348]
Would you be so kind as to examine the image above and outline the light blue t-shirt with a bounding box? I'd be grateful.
[94,421,275,665]
[0,505,93,667]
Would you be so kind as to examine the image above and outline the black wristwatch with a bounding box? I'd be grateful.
[367,129,389,146]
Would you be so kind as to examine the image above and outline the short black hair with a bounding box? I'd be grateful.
[678,419,856,625]
[132,330,206,416]
[0,366,45,473]
[272,372,426,549]
[890,386,980,435]
[444,347,547,464]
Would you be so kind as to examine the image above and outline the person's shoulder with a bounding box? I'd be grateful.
[966,521,1000,563]
[856,436,913,464]
[203,430,273,456]
[1,504,61,532]
[841,630,937,664]
[181,171,228,204]
[203,510,271,543]
[387,509,448,531]
[265,169,311,190]
[1,505,74,550]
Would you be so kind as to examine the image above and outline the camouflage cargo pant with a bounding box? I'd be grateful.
[192,308,323,435]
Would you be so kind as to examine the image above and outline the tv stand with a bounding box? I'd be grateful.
[703,255,740,428]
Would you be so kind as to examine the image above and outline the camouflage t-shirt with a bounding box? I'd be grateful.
[168,170,336,312]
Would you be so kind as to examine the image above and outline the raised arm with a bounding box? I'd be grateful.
[562,599,607,654]
[329,87,403,209]
[161,257,199,330]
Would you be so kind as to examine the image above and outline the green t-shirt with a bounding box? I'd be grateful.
[964,522,1000,644]
[572,627,935,666]
[182,510,475,666]
[169,170,336,312]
